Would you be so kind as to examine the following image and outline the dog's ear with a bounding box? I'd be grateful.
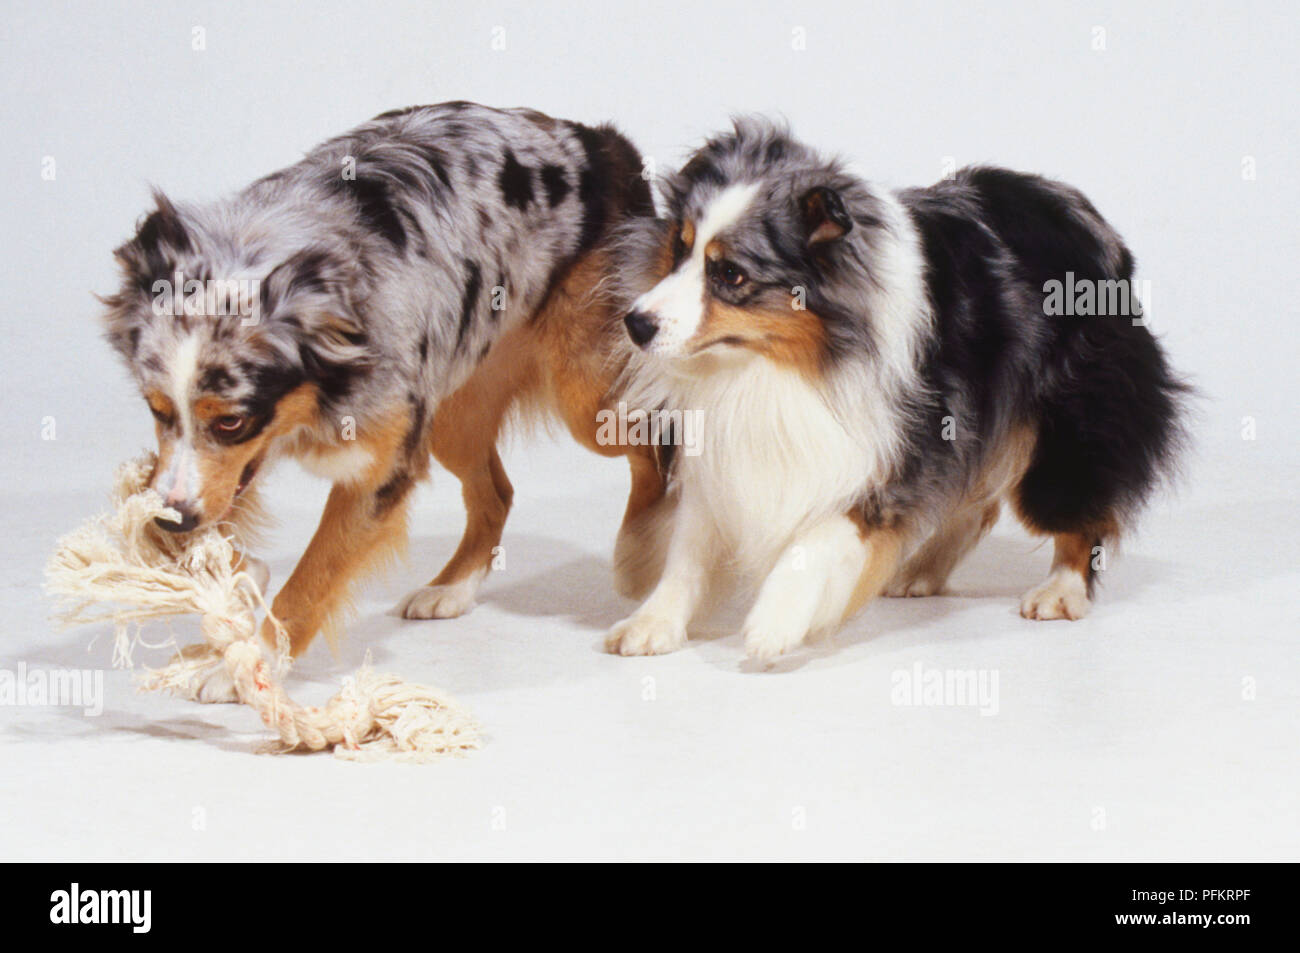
[100,191,192,359]
[113,189,192,283]
[800,186,853,245]
[258,248,371,373]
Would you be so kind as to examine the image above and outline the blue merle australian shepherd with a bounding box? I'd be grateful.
[102,102,670,686]
[606,119,1186,662]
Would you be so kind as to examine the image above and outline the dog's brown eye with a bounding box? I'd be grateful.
[712,259,746,287]
[213,415,245,435]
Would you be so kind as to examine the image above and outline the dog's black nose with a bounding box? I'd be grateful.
[154,504,199,533]
[624,310,659,347]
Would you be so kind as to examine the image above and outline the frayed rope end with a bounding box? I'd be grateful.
[46,454,481,762]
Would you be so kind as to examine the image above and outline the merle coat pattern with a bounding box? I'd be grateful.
[606,119,1186,661]
[102,102,656,666]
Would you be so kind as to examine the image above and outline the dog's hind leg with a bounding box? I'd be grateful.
[396,444,513,619]
[396,338,533,620]
[1013,447,1117,621]
[1017,532,1106,620]
[885,501,999,598]
[612,449,673,600]
[530,245,677,602]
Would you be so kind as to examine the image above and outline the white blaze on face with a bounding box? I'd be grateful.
[633,181,760,354]
[153,334,203,509]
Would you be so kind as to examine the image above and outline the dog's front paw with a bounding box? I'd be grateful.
[195,664,240,704]
[742,620,809,665]
[169,645,240,704]
[605,614,686,656]
[1020,572,1090,621]
[396,580,479,620]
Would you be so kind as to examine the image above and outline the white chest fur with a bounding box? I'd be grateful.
[674,358,890,572]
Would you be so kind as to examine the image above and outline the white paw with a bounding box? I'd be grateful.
[171,646,240,704]
[742,620,808,664]
[605,614,686,656]
[885,574,943,598]
[1020,570,1091,620]
[396,577,481,620]
[196,664,239,703]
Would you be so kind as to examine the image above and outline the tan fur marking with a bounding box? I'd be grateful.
[400,243,666,605]
[612,451,674,600]
[692,300,828,374]
[1007,425,1120,545]
[267,239,668,655]
[846,507,872,539]
[148,383,321,525]
[192,394,242,424]
[421,335,532,590]
[1051,532,1095,576]
[534,248,654,460]
[844,526,905,620]
[530,243,667,571]
[1013,495,1119,543]
[266,406,419,654]
[679,220,695,255]
[973,425,1037,500]
[979,501,1001,534]
[144,390,174,420]
[1019,530,1104,620]
[193,384,319,523]
[266,481,411,655]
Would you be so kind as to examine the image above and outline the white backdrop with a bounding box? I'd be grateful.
[1,0,1296,861]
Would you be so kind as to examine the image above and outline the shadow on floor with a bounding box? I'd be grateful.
[21,497,1297,682]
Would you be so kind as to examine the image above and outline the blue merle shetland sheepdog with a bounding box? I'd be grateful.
[606,119,1187,662]
[101,102,667,687]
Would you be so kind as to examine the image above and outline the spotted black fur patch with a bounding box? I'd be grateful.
[330,175,408,251]
[456,260,482,350]
[498,151,534,210]
[540,165,571,207]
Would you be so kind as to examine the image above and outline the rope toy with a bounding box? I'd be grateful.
[44,455,480,762]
